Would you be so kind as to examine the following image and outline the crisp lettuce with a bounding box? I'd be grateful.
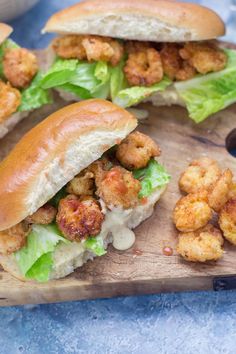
[18,72,52,112]
[175,49,236,123]
[41,58,111,99]
[113,76,172,108]
[40,59,78,89]
[133,159,170,198]
[15,224,69,282]
[84,236,106,256]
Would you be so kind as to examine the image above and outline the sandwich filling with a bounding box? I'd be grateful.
[0,131,170,282]
[40,35,236,123]
[0,39,51,124]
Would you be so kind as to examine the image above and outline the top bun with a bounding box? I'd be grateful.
[42,0,225,42]
[0,99,137,231]
[0,23,13,45]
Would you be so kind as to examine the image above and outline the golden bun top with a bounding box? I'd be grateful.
[43,0,225,42]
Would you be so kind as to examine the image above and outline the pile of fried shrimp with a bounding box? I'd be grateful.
[53,35,227,87]
[173,157,236,263]
[0,131,161,255]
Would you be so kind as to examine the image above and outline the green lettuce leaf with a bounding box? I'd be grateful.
[113,76,172,108]
[40,58,78,89]
[56,83,92,99]
[15,224,69,282]
[18,72,52,112]
[84,236,106,256]
[110,58,127,101]
[174,49,236,123]
[133,159,170,198]
[41,58,110,99]
[0,39,19,77]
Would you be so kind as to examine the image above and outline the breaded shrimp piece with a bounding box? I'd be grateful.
[177,224,224,262]
[26,204,57,225]
[175,61,196,81]
[0,222,31,255]
[0,81,21,122]
[96,166,141,209]
[82,36,123,66]
[3,48,38,88]
[219,198,236,245]
[208,169,233,212]
[116,131,161,170]
[160,43,196,81]
[67,170,95,196]
[52,35,86,60]
[124,48,163,86]
[173,191,212,232]
[179,157,221,194]
[160,44,182,80]
[228,182,236,199]
[52,34,123,66]
[125,41,151,54]
[179,42,227,74]
[56,195,104,242]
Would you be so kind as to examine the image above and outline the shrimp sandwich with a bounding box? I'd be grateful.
[41,0,236,123]
[0,99,170,282]
[0,23,51,139]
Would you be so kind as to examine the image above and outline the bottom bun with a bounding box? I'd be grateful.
[0,186,166,282]
[57,86,185,109]
[145,86,185,107]
[0,111,29,139]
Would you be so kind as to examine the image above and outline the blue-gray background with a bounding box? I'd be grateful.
[1,1,236,353]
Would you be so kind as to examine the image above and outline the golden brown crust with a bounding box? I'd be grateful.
[43,0,225,41]
[0,23,13,45]
[0,99,137,231]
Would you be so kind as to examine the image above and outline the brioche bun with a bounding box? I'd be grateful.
[0,99,137,231]
[0,23,13,45]
[43,0,225,42]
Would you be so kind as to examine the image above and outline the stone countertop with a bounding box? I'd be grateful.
[0,1,235,353]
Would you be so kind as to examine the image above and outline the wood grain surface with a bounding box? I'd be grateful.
[0,50,236,306]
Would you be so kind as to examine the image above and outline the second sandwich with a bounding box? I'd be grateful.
[0,99,170,282]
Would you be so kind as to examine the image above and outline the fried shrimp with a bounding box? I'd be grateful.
[177,224,224,262]
[3,48,38,88]
[95,166,141,209]
[173,191,212,232]
[228,182,236,199]
[116,131,161,170]
[26,204,57,225]
[208,169,233,212]
[160,43,196,81]
[179,157,221,194]
[0,81,21,122]
[124,48,163,86]
[219,198,236,245]
[179,42,227,74]
[0,222,31,255]
[67,170,95,196]
[82,35,123,66]
[52,34,123,66]
[52,35,86,60]
[56,195,104,242]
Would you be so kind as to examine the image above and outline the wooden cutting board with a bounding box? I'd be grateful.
[0,51,236,306]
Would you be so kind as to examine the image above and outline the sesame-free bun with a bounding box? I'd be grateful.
[0,23,13,45]
[0,99,137,231]
[42,0,225,42]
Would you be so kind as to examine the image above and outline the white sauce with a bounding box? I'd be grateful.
[50,186,166,279]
